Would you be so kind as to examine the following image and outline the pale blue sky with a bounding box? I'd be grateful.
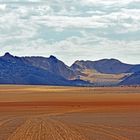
[0,0,140,65]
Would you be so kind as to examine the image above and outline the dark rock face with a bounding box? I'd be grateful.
[0,53,88,86]
[22,56,75,80]
[0,52,140,86]
[128,65,140,73]
[120,72,140,85]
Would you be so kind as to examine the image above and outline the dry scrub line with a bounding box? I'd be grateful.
[55,121,126,140]
[0,115,21,127]
[83,122,140,135]
[8,116,64,140]
[49,113,130,140]
[46,117,86,140]
[93,124,140,135]
[40,116,85,140]
[0,119,14,127]
[8,119,33,140]
[8,117,77,140]
[38,119,52,140]
[44,118,67,140]
[22,119,40,140]
[79,124,129,140]
[42,120,57,140]
[7,112,134,140]
[0,117,25,140]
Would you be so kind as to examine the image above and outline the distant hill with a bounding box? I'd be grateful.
[70,59,136,86]
[71,59,134,74]
[0,52,140,86]
[0,53,89,86]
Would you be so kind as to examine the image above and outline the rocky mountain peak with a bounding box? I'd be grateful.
[3,52,14,58]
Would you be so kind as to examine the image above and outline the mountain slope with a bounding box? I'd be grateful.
[0,53,140,86]
[71,59,133,74]
[75,69,129,86]
[0,53,82,86]
[70,59,133,86]
[22,55,76,79]
[120,72,140,85]
[128,65,140,73]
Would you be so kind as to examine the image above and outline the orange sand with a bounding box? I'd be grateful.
[0,85,140,140]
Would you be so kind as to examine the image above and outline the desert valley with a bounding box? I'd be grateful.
[0,53,140,140]
[1,0,140,139]
[0,85,140,140]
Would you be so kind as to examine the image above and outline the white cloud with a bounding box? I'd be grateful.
[0,4,6,10]
[0,0,140,64]
[81,0,140,5]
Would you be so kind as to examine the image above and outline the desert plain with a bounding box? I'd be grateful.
[0,85,140,140]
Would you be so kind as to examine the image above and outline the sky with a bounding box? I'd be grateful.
[0,0,140,65]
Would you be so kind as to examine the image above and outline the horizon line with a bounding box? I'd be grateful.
[0,52,139,66]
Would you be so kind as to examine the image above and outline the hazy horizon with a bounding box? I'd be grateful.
[0,0,140,65]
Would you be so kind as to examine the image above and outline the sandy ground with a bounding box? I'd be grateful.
[0,85,140,140]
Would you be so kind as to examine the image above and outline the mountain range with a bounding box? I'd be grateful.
[0,52,140,86]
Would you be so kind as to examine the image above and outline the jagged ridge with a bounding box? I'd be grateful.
[0,52,140,86]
